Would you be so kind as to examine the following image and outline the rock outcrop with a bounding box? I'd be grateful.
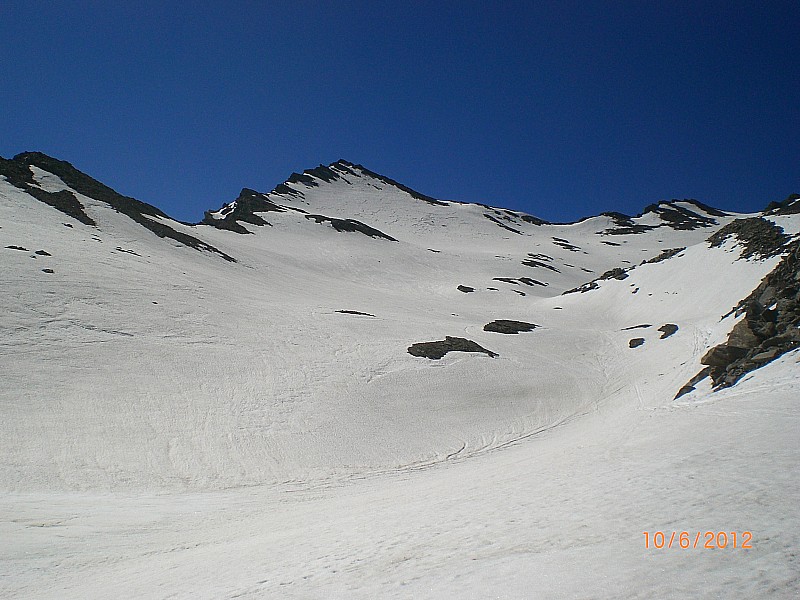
[707,217,790,259]
[408,337,499,360]
[677,239,800,396]
[483,320,539,334]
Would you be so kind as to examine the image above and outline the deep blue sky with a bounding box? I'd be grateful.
[1,1,798,223]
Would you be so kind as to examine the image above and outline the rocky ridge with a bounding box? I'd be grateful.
[677,235,799,397]
[0,152,235,261]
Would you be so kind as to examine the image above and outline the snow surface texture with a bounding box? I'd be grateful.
[1,155,798,598]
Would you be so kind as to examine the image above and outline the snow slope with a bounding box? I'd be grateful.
[1,154,797,598]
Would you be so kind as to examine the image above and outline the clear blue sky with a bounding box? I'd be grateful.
[1,1,798,223]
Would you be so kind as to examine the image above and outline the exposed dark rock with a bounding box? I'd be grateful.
[679,239,800,392]
[336,310,375,317]
[642,247,685,265]
[622,324,651,331]
[6,245,28,251]
[764,193,800,216]
[115,247,141,256]
[521,258,560,272]
[602,211,631,222]
[552,237,581,252]
[28,188,94,226]
[6,152,235,261]
[642,200,718,230]
[707,217,790,259]
[519,214,547,225]
[336,160,448,206]
[603,267,629,280]
[304,214,397,241]
[601,240,621,246]
[483,320,539,334]
[604,223,657,235]
[34,250,51,256]
[563,267,629,295]
[272,182,304,197]
[629,338,645,348]
[329,161,359,178]
[408,336,498,359]
[658,324,679,339]
[681,199,728,218]
[484,213,523,235]
[0,156,96,225]
[727,320,759,348]
[751,347,782,362]
[0,155,36,186]
[701,344,749,367]
[457,285,475,293]
[41,268,54,273]
[564,282,598,294]
[304,164,341,183]
[600,212,656,235]
[519,277,546,287]
[674,367,713,399]
[513,290,526,296]
[602,200,723,234]
[287,172,319,187]
[202,188,286,234]
[493,277,547,287]
[13,153,168,218]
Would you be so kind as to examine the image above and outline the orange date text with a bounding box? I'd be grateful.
[642,531,752,549]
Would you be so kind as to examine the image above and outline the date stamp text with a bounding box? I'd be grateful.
[643,531,752,549]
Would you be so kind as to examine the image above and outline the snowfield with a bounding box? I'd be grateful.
[1,155,798,598]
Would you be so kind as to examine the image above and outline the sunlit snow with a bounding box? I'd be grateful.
[1,160,797,599]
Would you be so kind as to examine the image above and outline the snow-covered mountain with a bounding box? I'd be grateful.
[2,152,798,599]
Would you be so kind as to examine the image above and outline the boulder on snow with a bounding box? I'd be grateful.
[658,324,679,339]
[408,336,498,360]
[483,320,539,334]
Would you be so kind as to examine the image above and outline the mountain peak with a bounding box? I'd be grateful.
[272,160,447,206]
[201,159,453,235]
